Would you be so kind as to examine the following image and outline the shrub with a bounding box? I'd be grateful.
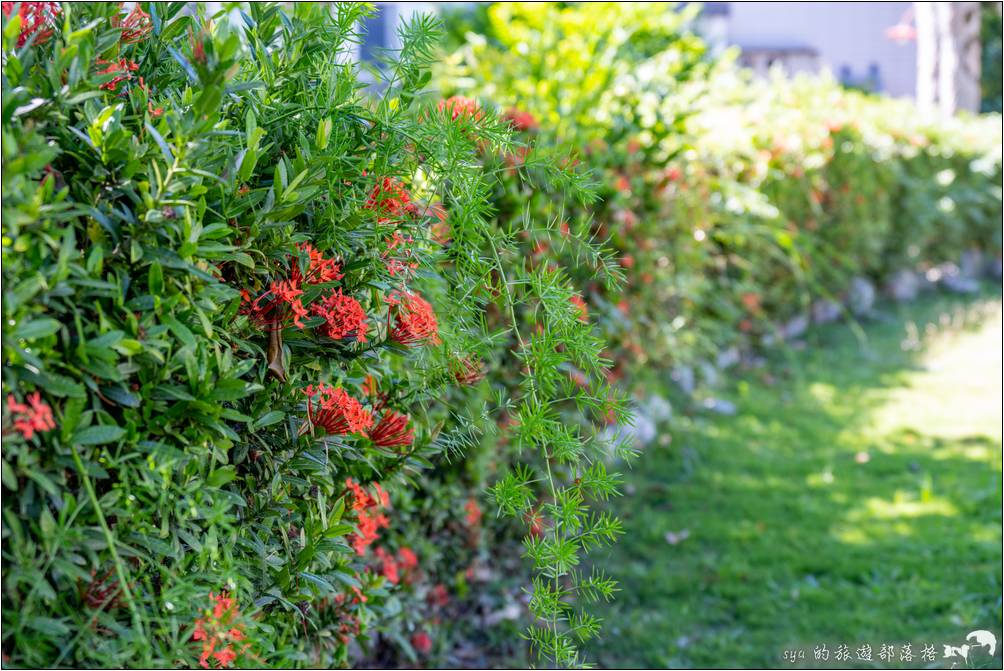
[439,2,1003,378]
[1,3,625,668]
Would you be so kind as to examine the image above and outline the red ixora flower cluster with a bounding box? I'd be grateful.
[504,108,538,132]
[6,392,55,440]
[388,290,439,347]
[111,3,153,43]
[312,289,368,342]
[370,409,414,449]
[192,592,248,669]
[240,243,349,330]
[365,177,418,225]
[374,545,419,585]
[96,58,140,92]
[345,478,390,555]
[1,1,60,47]
[304,383,373,437]
[438,95,482,122]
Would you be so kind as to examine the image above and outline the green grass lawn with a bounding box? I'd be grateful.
[587,289,1003,669]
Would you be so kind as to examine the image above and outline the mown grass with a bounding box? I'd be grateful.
[587,287,1003,669]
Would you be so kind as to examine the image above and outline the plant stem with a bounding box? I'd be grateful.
[70,444,148,650]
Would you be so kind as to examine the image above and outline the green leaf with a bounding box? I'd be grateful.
[14,318,61,340]
[148,262,164,295]
[162,316,196,348]
[315,117,332,150]
[26,616,69,637]
[72,425,126,446]
[145,122,174,164]
[207,466,237,488]
[251,410,284,430]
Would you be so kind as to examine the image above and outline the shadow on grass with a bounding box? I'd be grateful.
[587,287,1003,669]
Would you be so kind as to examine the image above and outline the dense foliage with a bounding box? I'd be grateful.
[439,2,1003,377]
[3,2,1002,669]
[1,2,624,668]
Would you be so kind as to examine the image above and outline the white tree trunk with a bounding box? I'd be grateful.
[915,1,939,112]
[914,1,982,115]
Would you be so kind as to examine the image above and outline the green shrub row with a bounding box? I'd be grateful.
[439,2,1003,373]
[2,3,625,668]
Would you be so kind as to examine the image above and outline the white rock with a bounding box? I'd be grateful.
[716,346,741,370]
[639,394,673,423]
[811,299,842,325]
[781,313,809,340]
[701,397,737,416]
[959,249,985,279]
[847,276,876,316]
[988,257,1003,280]
[671,366,695,395]
[886,269,920,302]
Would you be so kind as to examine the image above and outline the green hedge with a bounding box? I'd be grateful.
[440,2,1003,373]
[2,3,630,668]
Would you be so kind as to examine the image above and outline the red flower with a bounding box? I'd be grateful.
[192,591,247,670]
[664,166,682,182]
[388,291,439,347]
[504,108,538,132]
[569,294,588,322]
[6,392,55,440]
[345,478,390,555]
[375,547,400,585]
[294,242,344,285]
[411,631,433,655]
[112,3,153,43]
[241,244,343,330]
[370,410,414,449]
[741,292,761,312]
[96,58,140,92]
[620,254,635,269]
[438,96,482,122]
[137,76,163,117]
[427,583,449,608]
[212,647,237,668]
[398,546,418,572]
[1,1,60,47]
[211,591,234,620]
[452,356,484,385]
[463,499,482,527]
[503,145,530,170]
[428,203,450,245]
[304,383,373,437]
[524,508,545,539]
[365,177,417,224]
[192,37,206,64]
[382,231,419,279]
[311,290,368,342]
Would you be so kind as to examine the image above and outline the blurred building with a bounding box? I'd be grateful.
[697,2,918,97]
